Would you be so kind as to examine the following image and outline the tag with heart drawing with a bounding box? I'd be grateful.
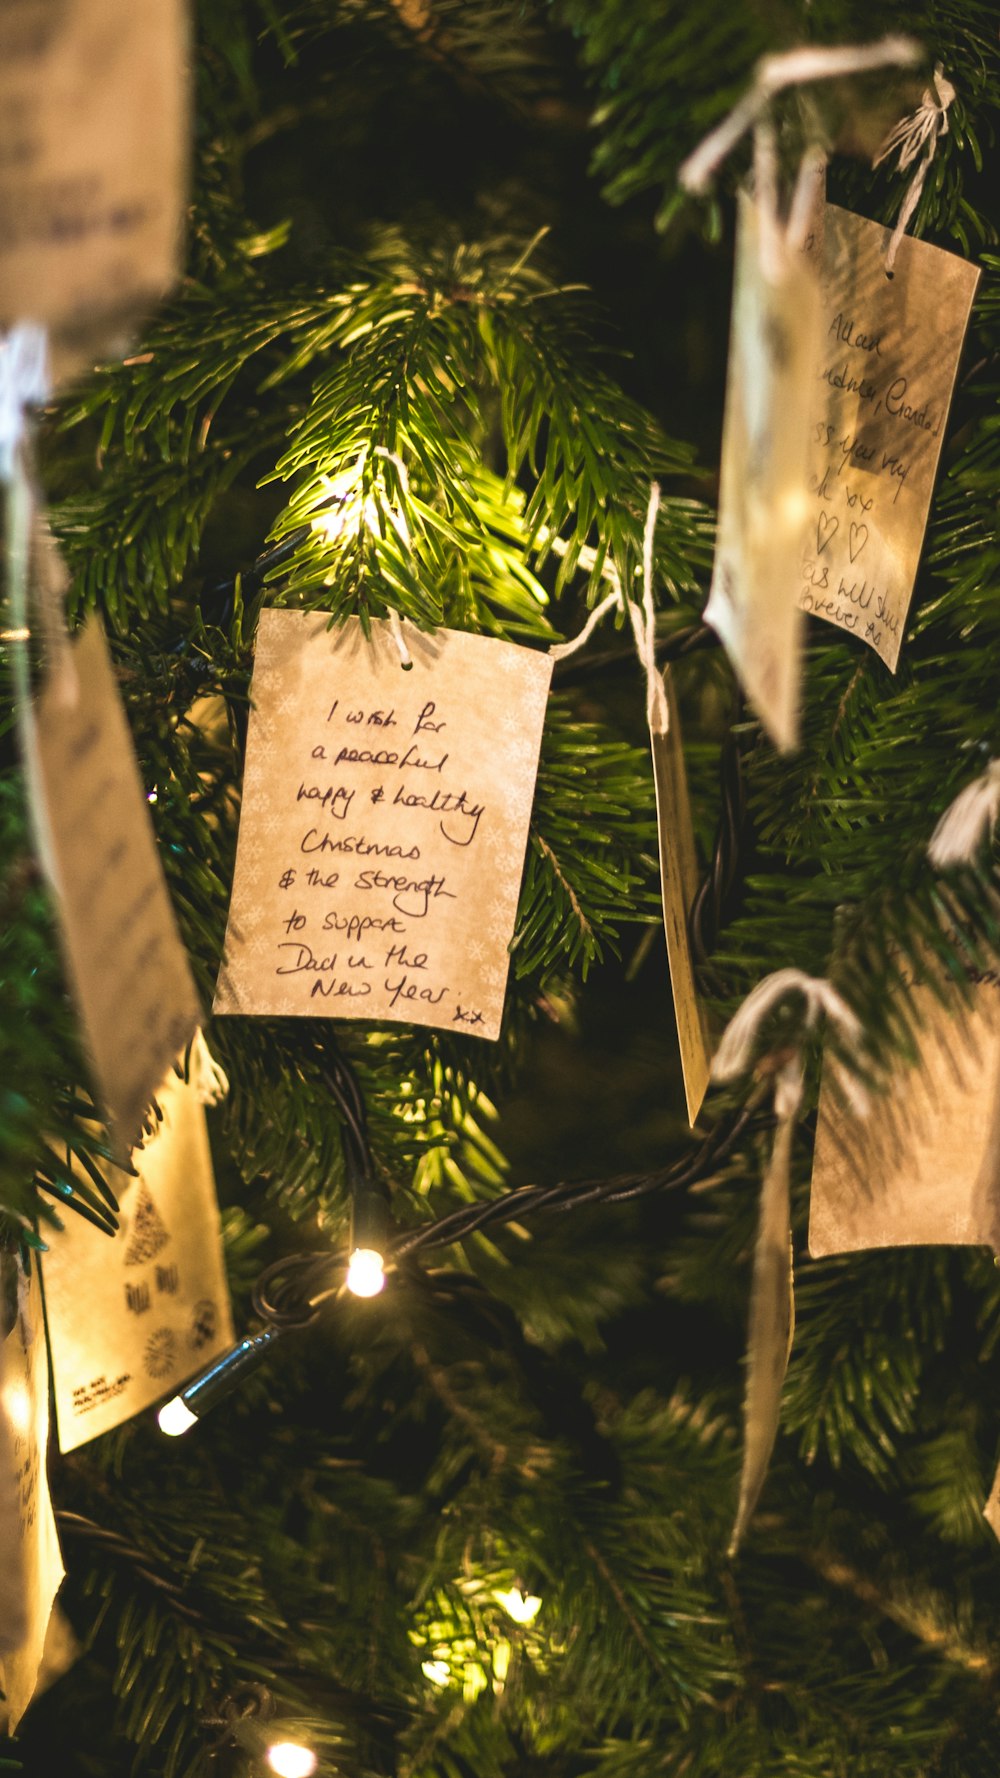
[799,202,979,669]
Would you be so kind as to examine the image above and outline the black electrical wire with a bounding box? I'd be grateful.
[390,1097,759,1261]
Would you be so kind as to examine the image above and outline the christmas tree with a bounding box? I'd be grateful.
[4,1,1000,1774]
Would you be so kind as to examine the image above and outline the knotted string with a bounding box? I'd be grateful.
[874,64,955,273]
[712,965,867,1116]
[678,37,920,196]
[549,485,669,734]
[182,1027,231,1106]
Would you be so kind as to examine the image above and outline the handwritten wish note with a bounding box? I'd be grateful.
[809,974,1000,1257]
[0,0,188,383]
[0,1261,64,1733]
[705,192,821,751]
[799,204,980,669]
[23,618,201,1155]
[42,1072,234,1452]
[650,668,712,1125]
[214,612,553,1040]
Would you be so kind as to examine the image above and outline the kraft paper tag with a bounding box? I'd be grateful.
[705,191,821,752]
[0,0,188,385]
[809,978,1000,1257]
[799,204,980,668]
[214,611,553,1041]
[649,668,712,1124]
[42,1072,234,1453]
[0,1261,64,1733]
[23,617,201,1156]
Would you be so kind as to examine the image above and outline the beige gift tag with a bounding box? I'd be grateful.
[649,668,712,1124]
[42,1071,234,1453]
[22,617,201,1156]
[809,978,1000,1257]
[214,612,553,1041]
[705,191,821,752]
[0,1261,65,1733]
[0,0,188,385]
[799,204,980,668]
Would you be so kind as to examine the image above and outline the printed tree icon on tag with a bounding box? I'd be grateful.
[123,1187,170,1266]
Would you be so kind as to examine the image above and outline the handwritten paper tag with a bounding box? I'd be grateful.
[42,1072,234,1452]
[706,192,821,751]
[800,204,980,668]
[650,668,711,1124]
[809,978,1000,1257]
[23,617,201,1155]
[214,612,553,1040]
[0,1261,64,1733]
[0,0,188,385]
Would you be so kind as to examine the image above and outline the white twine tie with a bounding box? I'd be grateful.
[713,966,868,1119]
[678,37,920,196]
[928,759,1000,868]
[874,64,955,273]
[549,485,669,734]
[183,1027,230,1105]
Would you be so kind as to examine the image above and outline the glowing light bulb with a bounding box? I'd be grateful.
[157,1396,198,1437]
[147,789,158,804]
[346,1247,385,1298]
[266,1742,318,1778]
[421,1659,450,1687]
[495,1587,542,1625]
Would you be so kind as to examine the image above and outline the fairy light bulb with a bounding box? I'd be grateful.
[265,1742,318,1778]
[346,1247,385,1298]
[496,1587,542,1625]
[157,1396,198,1437]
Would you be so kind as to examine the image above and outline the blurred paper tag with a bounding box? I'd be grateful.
[23,618,201,1156]
[799,205,979,669]
[705,192,820,751]
[42,1072,234,1452]
[809,976,1000,1257]
[0,0,189,385]
[649,668,711,1124]
[730,1115,795,1553]
[0,1260,64,1733]
[214,611,552,1041]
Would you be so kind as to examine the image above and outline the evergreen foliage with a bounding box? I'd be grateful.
[3,1,1000,1773]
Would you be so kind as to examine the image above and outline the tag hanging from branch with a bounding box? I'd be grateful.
[0,0,190,388]
[713,969,865,1552]
[798,196,979,671]
[809,955,1000,1259]
[550,488,711,1122]
[215,612,552,1041]
[681,36,971,722]
[22,615,202,1156]
[42,1070,234,1451]
[637,487,712,1123]
[704,183,820,750]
